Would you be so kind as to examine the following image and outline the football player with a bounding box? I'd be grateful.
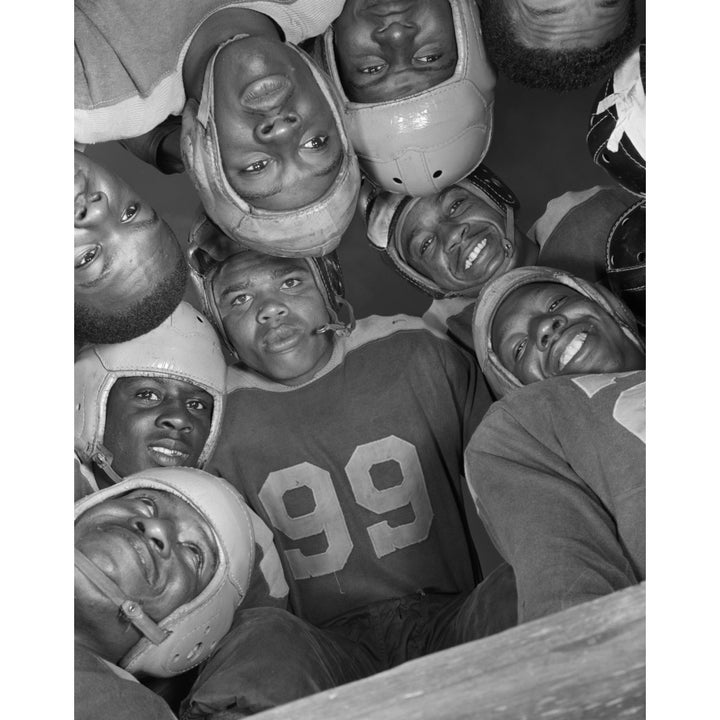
[74,301,226,500]
[179,214,517,717]
[472,266,645,398]
[75,0,359,256]
[360,169,642,352]
[75,467,288,720]
[313,0,496,196]
[74,150,187,347]
[465,371,645,622]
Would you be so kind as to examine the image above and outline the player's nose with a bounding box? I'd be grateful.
[531,314,567,350]
[443,223,468,252]
[257,295,289,323]
[255,112,301,145]
[75,192,108,226]
[373,20,419,49]
[132,516,175,558]
[156,398,193,433]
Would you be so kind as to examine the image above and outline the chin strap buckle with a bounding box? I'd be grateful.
[75,549,169,646]
[316,297,356,337]
[91,445,125,485]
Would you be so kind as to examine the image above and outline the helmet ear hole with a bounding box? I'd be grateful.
[432,170,443,178]
[392,177,402,185]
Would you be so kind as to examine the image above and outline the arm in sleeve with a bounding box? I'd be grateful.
[243,506,289,610]
[119,115,183,174]
[464,406,639,623]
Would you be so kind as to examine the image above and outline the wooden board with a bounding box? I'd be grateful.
[251,584,645,720]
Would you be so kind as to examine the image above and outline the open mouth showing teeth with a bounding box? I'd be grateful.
[558,331,587,370]
[464,237,488,270]
[148,446,189,465]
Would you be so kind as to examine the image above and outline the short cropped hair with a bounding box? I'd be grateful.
[480,1,637,91]
[75,255,189,345]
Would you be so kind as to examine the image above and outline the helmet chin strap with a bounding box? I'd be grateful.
[316,297,356,337]
[91,444,125,485]
[502,205,515,258]
[75,549,169,646]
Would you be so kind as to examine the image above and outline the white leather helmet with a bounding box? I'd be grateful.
[75,301,226,471]
[359,164,519,297]
[181,35,360,257]
[74,467,255,677]
[186,211,355,362]
[472,266,645,398]
[317,0,496,196]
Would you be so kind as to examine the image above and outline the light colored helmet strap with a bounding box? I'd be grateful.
[91,444,125,486]
[503,205,515,256]
[316,297,356,337]
[75,548,169,646]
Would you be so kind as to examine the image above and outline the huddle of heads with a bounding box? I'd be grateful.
[75,3,642,674]
[74,304,253,678]
[74,0,638,348]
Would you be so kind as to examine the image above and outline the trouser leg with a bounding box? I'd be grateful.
[180,607,376,719]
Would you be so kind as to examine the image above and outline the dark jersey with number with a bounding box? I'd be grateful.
[208,315,492,626]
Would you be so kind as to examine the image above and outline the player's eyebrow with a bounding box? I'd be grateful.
[349,57,456,92]
[76,264,111,289]
[310,150,343,179]
[241,184,284,202]
[241,154,342,202]
[127,208,160,234]
[218,263,309,298]
[521,2,566,17]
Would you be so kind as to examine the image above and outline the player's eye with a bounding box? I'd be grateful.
[359,63,386,74]
[121,203,140,223]
[135,389,160,402]
[183,542,205,572]
[448,198,466,216]
[301,136,328,150]
[281,278,302,289]
[419,235,435,256]
[242,159,270,173]
[548,296,567,312]
[416,54,442,64]
[231,293,251,307]
[513,338,527,361]
[137,497,157,516]
[186,399,208,412]
[75,246,99,269]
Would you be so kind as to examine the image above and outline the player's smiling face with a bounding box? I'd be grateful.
[213,38,343,211]
[213,252,333,385]
[491,282,645,384]
[398,186,519,292]
[332,0,458,103]
[75,489,218,623]
[103,377,214,476]
[74,150,181,315]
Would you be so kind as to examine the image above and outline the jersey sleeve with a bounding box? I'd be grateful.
[243,506,289,610]
[438,336,492,450]
[464,387,642,623]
